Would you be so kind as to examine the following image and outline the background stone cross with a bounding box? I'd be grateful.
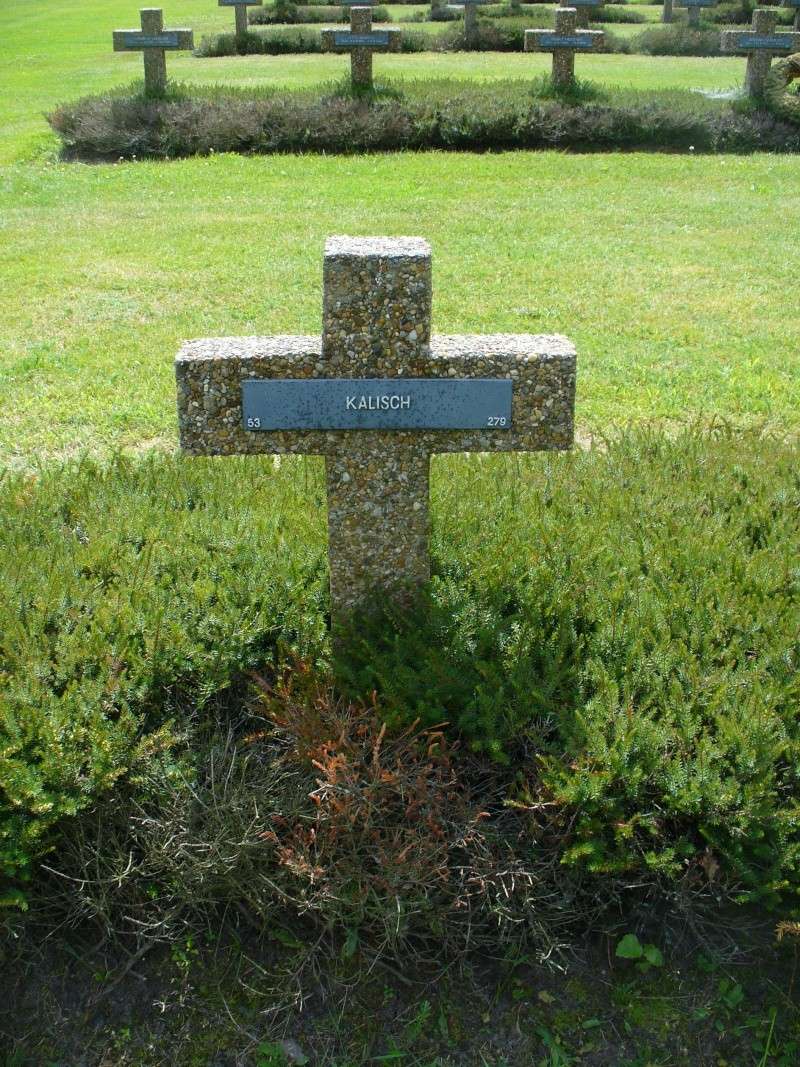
[525,8,605,90]
[569,0,605,31]
[679,0,716,28]
[175,237,576,630]
[458,0,490,45]
[322,6,400,91]
[785,0,800,33]
[218,0,263,38]
[113,8,193,96]
[722,9,800,97]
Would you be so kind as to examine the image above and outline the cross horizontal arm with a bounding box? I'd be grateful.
[175,334,575,458]
[722,30,800,50]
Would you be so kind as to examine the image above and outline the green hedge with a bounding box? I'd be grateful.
[197,20,727,57]
[196,27,430,55]
[627,25,724,56]
[3,431,800,909]
[248,2,390,24]
[48,84,800,160]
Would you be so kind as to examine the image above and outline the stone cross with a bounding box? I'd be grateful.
[663,0,673,25]
[218,0,262,38]
[569,0,605,31]
[679,0,716,28]
[783,0,800,32]
[722,8,800,97]
[460,0,490,45]
[525,7,605,90]
[175,237,576,632]
[113,8,193,96]
[321,5,400,91]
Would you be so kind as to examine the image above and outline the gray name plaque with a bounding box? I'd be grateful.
[334,31,390,46]
[736,33,792,48]
[241,378,513,431]
[539,33,595,47]
[122,31,180,48]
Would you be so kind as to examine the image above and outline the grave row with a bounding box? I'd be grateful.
[216,0,800,34]
[115,6,800,98]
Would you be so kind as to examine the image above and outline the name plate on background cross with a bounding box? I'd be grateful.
[736,34,793,48]
[334,31,390,46]
[121,32,180,48]
[242,379,513,431]
[682,0,717,7]
[540,34,596,47]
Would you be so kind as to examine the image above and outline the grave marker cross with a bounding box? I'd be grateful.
[321,5,400,91]
[785,0,800,33]
[175,238,576,630]
[524,7,605,90]
[113,8,193,96]
[569,0,605,31]
[218,0,263,39]
[679,0,716,28]
[459,0,490,45]
[722,8,800,97]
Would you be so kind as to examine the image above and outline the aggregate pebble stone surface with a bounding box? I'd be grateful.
[524,7,605,90]
[321,6,401,89]
[175,237,576,617]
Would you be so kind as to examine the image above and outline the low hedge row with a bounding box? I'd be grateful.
[249,2,390,24]
[3,431,800,915]
[195,20,764,57]
[49,85,800,160]
[197,27,430,55]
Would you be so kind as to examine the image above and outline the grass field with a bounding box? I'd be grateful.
[1,0,798,466]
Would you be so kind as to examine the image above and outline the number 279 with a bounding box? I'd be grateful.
[487,416,507,427]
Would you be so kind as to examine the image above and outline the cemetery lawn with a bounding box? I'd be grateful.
[2,1,799,462]
[1,151,798,462]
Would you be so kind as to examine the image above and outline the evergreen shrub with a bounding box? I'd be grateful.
[2,431,800,913]
[630,24,724,55]
[48,83,800,159]
[588,5,647,21]
[196,26,428,55]
[248,3,390,24]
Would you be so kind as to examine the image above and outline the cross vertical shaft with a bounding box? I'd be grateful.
[322,237,433,622]
[464,0,478,44]
[553,8,578,89]
[351,7,373,88]
[747,9,776,95]
[326,446,431,619]
[141,8,167,95]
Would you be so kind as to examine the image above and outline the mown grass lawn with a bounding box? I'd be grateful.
[1,0,798,465]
